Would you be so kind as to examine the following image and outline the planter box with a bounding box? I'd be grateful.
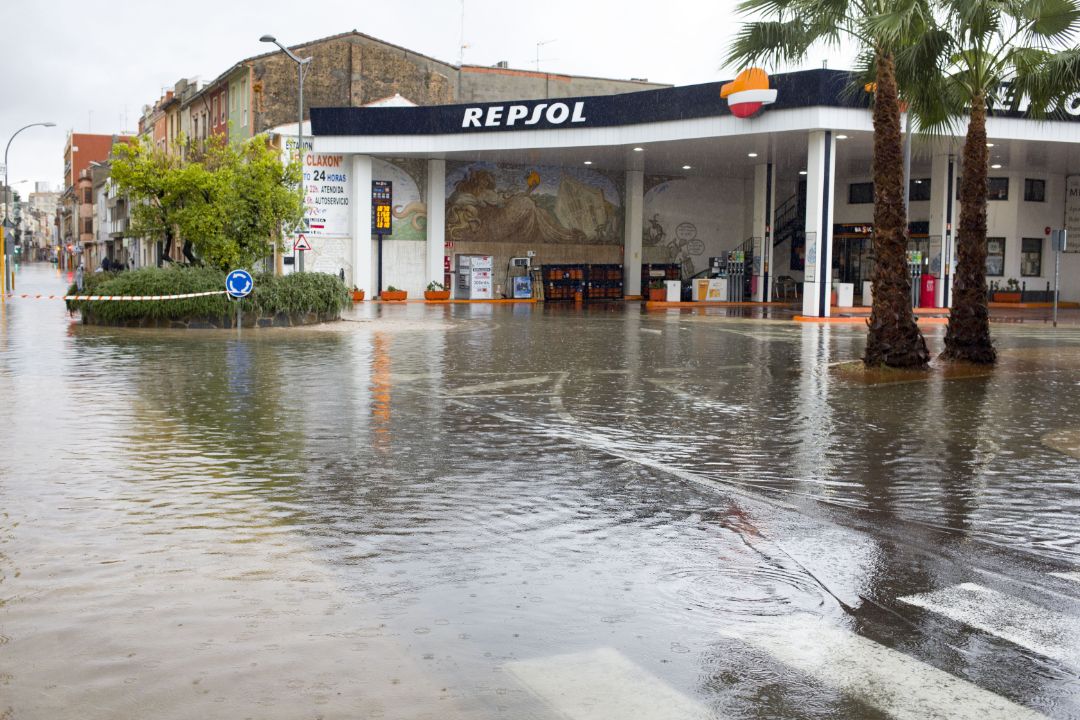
[424,290,451,301]
[993,292,1022,303]
[381,290,407,301]
[648,288,667,301]
[351,290,365,302]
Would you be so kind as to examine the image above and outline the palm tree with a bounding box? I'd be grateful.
[897,0,1080,364]
[729,0,931,368]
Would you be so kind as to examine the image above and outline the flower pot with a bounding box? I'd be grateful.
[351,290,365,302]
[993,292,1021,303]
[381,290,407,301]
[648,288,666,301]
[424,290,451,301]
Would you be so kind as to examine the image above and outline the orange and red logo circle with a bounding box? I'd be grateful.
[721,68,778,118]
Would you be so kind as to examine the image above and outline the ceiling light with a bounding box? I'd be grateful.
[799,170,807,175]
[986,142,995,147]
[837,134,848,140]
[682,165,692,170]
[583,161,592,165]
[633,147,644,152]
[991,163,1002,169]
[748,152,758,158]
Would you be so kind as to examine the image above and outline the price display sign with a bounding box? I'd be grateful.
[372,180,393,235]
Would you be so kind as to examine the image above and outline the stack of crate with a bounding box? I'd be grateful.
[543,264,586,302]
[586,264,624,301]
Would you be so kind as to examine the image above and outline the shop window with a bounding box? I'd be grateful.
[849,182,873,204]
[988,177,1009,200]
[1021,238,1042,276]
[986,237,1005,276]
[1024,178,1046,202]
[909,178,931,201]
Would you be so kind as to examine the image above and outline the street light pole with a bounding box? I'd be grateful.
[260,35,312,273]
[3,122,56,298]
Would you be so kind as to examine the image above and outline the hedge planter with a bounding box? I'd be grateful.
[381,290,408,301]
[992,292,1022,303]
[66,267,350,328]
[424,290,451,301]
[351,289,365,302]
[648,288,666,301]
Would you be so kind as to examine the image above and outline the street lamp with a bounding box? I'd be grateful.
[261,34,312,272]
[3,122,56,296]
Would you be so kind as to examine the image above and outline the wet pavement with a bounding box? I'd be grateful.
[1,262,1079,719]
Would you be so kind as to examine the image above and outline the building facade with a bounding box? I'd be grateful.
[306,69,1080,309]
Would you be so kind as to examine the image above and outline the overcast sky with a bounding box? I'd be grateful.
[1,0,855,194]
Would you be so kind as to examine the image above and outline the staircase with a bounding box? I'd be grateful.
[773,187,806,257]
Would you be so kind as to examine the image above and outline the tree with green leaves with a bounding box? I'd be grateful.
[728,0,932,367]
[111,134,303,271]
[898,0,1080,364]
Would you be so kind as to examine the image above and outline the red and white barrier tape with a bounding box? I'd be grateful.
[2,290,229,301]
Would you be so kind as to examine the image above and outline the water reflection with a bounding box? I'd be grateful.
[1,265,1079,719]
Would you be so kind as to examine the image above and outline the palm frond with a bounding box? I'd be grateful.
[725,19,823,67]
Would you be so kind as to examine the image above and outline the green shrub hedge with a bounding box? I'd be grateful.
[66,266,349,323]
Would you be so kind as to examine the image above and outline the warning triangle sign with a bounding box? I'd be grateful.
[293,234,312,251]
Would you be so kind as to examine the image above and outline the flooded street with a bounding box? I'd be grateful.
[2,262,1079,719]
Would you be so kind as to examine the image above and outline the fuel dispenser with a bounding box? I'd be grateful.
[708,251,748,301]
[507,257,533,299]
[906,251,923,308]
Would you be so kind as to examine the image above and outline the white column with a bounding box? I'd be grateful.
[802,131,837,317]
[624,170,644,297]
[351,154,373,293]
[751,162,775,302]
[929,153,958,308]
[426,159,446,287]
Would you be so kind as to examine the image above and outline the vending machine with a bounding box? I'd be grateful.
[455,255,493,299]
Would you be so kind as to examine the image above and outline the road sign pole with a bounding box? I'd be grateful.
[299,248,304,273]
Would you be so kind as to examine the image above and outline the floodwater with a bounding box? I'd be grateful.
[1,263,1079,719]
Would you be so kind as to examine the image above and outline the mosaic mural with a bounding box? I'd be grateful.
[373,158,427,241]
[446,162,623,245]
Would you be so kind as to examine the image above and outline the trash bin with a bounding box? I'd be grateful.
[919,274,937,308]
[665,280,681,303]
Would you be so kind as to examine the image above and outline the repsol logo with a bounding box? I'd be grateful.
[462,101,587,128]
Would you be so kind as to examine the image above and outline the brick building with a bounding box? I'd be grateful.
[170,30,667,150]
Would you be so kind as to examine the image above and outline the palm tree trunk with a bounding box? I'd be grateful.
[941,94,995,364]
[863,50,930,368]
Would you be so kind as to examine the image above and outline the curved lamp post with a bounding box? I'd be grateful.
[260,34,312,272]
[3,122,55,295]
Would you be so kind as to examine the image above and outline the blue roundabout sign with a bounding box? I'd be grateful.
[225,269,254,299]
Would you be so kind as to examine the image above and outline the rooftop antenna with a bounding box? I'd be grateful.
[536,39,556,71]
[459,0,466,65]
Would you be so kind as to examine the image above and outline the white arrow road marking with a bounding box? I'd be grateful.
[446,375,551,396]
[506,647,714,720]
[731,614,1046,720]
[899,583,1080,669]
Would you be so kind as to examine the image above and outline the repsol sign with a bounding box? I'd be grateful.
[462,101,587,128]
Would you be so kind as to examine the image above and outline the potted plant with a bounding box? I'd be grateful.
[648,279,667,302]
[351,286,365,302]
[993,278,1022,303]
[424,281,451,301]
[381,285,407,301]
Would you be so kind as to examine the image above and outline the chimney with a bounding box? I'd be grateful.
[495,61,509,69]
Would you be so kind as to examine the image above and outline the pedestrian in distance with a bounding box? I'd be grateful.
[75,263,85,293]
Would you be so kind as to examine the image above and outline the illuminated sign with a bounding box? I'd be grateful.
[372,180,392,234]
[720,68,777,118]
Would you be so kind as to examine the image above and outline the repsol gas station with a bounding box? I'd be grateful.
[299,67,1080,316]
